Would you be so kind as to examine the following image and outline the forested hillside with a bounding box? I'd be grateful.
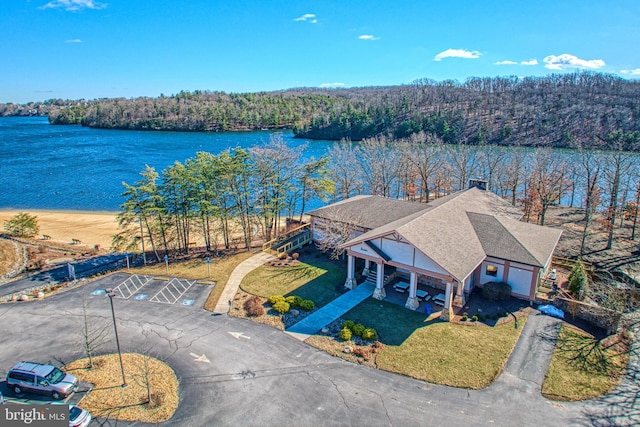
[3,71,640,150]
[293,72,640,149]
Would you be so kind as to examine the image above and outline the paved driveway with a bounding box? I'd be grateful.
[0,275,629,426]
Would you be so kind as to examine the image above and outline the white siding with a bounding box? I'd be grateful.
[506,266,533,296]
[380,238,414,265]
[414,250,449,276]
[480,260,504,284]
[350,243,383,260]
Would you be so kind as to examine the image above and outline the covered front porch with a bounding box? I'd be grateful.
[344,252,466,321]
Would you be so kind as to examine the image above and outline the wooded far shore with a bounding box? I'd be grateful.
[2,71,639,151]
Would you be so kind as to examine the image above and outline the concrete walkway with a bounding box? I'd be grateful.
[213,251,275,313]
[286,282,376,340]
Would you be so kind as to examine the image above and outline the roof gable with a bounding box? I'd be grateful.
[340,188,561,281]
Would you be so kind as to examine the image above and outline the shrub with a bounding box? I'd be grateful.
[351,346,371,360]
[568,259,588,298]
[272,301,290,314]
[299,299,315,311]
[362,328,378,341]
[243,296,264,317]
[285,295,303,307]
[477,314,484,321]
[471,315,478,322]
[342,320,356,331]
[461,314,469,321]
[338,328,352,341]
[351,323,366,337]
[504,311,511,318]
[268,295,285,305]
[482,281,512,301]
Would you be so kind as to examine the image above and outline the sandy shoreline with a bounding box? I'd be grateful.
[0,209,120,250]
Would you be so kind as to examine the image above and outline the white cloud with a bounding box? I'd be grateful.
[434,48,481,61]
[294,13,316,23]
[359,35,380,41]
[521,58,538,65]
[621,68,640,75]
[65,39,82,43]
[320,82,345,88]
[543,54,605,70]
[40,0,107,11]
[495,60,517,65]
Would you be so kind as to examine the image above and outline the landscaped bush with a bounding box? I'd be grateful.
[299,299,315,311]
[243,296,265,317]
[471,315,479,322]
[351,323,366,337]
[338,328,352,341]
[482,281,512,301]
[272,301,290,314]
[362,328,378,341]
[268,295,285,305]
[285,295,303,307]
[461,314,469,321]
[342,320,356,331]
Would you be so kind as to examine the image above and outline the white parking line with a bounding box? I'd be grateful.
[150,278,195,304]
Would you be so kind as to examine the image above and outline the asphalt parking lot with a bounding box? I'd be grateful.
[87,272,213,308]
[0,272,630,426]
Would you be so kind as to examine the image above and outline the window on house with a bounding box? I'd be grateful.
[486,265,498,277]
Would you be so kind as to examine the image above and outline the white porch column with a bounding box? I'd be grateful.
[344,254,357,289]
[372,261,386,300]
[453,280,466,307]
[440,281,453,320]
[362,259,371,278]
[405,271,419,310]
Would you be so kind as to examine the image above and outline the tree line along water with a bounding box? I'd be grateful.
[1,116,638,220]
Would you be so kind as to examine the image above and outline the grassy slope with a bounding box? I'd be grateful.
[345,299,526,389]
[542,326,628,401]
[240,259,345,307]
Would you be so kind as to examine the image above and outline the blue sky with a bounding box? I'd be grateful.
[2,0,640,103]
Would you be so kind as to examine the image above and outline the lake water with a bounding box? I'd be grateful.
[2,117,638,213]
[0,117,333,211]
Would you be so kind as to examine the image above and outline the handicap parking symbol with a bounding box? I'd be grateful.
[134,294,149,300]
[91,289,106,296]
[181,299,195,306]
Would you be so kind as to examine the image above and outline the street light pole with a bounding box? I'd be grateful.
[105,288,127,388]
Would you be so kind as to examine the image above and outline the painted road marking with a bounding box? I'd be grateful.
[114,274,152,299]
[150,277,195,304]
[91,289,106,296]
[134,294,149,300]
[189,353,211,363]
[228,332,251,340]
[182,299,195,306]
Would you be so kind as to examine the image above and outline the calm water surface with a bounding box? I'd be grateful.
[0,117,333,211]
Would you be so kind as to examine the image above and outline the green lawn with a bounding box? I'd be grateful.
[542,326,628,401]
[344,298,526,389]
[240,258,345,307]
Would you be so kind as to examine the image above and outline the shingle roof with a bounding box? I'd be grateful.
[308,195,430,230]
[338,188,562,282]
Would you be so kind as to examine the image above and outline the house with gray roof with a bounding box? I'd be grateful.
[308,185,562,320]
